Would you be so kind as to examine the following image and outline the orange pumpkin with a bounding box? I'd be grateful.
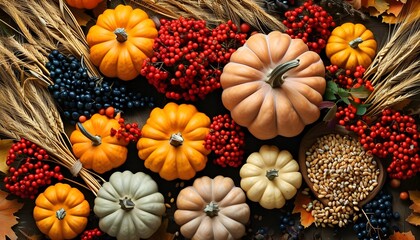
[33,183,90,240]
[70,113,128,174]
[137,102,211,181]
[66,0,103,9]
[86,5,158,81]
[220,31,326,139]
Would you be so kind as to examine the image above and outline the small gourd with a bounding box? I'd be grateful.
[240,145,302,209]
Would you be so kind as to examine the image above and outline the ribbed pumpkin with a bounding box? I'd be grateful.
[174,176,250,240]
[94,171,166,240]
[137,102,211,181]
[66,0,103,9]
[240,145,302,209]
[86,5,158,81]
[33,183,90,240]
[70,113,128,174]
[220,31,326,139]
[326,22,377,71]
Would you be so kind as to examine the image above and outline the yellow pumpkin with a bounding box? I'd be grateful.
[326,22,377,71]
[33,183,90,240]
[86,5,158,81]
[220,31,326,139]
[137,102,211,181]
[240,145,302,209]
[70,113,128,174]
[66,0,103,9]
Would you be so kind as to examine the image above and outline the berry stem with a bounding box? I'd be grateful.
[55,208,66,220]
[169,132,184,147]
[114,28,128,42]
[204,201,219,217]
[119,197,135,211]
[77,122,102,146]
[349,37,363,49]
[266,169,279,180]
[267,59,300,88]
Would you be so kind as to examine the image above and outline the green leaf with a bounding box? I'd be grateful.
[341,97,350,105]
[350,86,371,99]
[337,88,350,98]
[356,105,367,115]
[326,81,338,93]
[323,104,337,122]
[324,91,337,101]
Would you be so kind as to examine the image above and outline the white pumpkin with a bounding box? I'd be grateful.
[239,145,302,209]
[94,170,166,240]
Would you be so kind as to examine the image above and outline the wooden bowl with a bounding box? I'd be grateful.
[298,122,386,207]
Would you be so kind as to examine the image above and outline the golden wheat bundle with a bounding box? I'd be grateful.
[364,2,420,117]
[129,0,286,33]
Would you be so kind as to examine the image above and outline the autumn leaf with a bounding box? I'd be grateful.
[369,0,390,17]
[389,231,416,240]
[386,0,405,16]
[0,190,24,240]
[409,203,420,213]
[408,190,420,204]
[406,190,420,226]
[0,139,13,173]
[69,7,93,27]
[292,192,314,228]
[406,213,420,226]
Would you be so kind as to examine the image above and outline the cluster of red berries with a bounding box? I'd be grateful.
[283,0,335,53]
[80,228,103,240]
[335,104,357,126]
[326,65,374,92]
[3,138,63,199]
[110,118,141,143]
[343,109,419,179]
[204,114,246,167]
[141,18,248,101]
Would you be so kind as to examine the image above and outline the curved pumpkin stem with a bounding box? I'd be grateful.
[349,37,363,49]
[266,59,300,88]
[55,208,66,220]
[114,28,128,42]
[77,122,102,146]
[204,201,219,217]
[119,197,135,211]
[266,169,279,180]
[169,133,184,147]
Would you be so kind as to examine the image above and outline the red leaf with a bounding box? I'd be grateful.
[292,192,315,228]
[389,231,416,240]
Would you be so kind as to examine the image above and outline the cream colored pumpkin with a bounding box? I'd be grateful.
[94,171,165,240]
[174,176,250,240]
[240,145,302,209]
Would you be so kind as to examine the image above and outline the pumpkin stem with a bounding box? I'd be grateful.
[266,59,300,88]
[114,28,128,42]
[266,169,279,180]
[55,208,66,220]
[349,37,363,49]
[204,201,219,217]
[119,197,135,211]
[169,133,184,147]
[77,122,102,146]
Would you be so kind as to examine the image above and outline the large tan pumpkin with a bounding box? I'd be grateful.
[220,31,326,139]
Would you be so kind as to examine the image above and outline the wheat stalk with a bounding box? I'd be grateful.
[129,0,286,33]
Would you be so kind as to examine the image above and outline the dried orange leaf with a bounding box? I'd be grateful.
[0,190,24,240]
[369,0,390,16]
[389,231,416,240]
[406,213,420,226]
[364,0,376,7]
[292,192,315,228]
[409,203,420,213]
[69,7,92,27]
[0,139,13,173]
[382,14,400,23]
[387,0,405,16]
[409,190,420,204]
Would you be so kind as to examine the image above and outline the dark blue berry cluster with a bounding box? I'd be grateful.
[46,50,155,124]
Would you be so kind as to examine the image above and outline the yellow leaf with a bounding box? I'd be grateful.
[406,213,420,226]
[389,231,416,240]
[69,7,92,27]
[0,190,24,240]
[0,139,13,173]
[369,0,390,16]
[408,190,420,204]
[382,14,400,23]
[409,203,420,213]
[292,192,315,228]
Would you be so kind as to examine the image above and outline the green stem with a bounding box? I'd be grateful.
[77,122,101,146]
[349,37,363,49]
[114,28,128,42]
[119,197,135,211]
[55,208,66,220]
[169,133,184,147]
[204,202,219,217]
[266,59,300,88]
[266,169,279,180]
